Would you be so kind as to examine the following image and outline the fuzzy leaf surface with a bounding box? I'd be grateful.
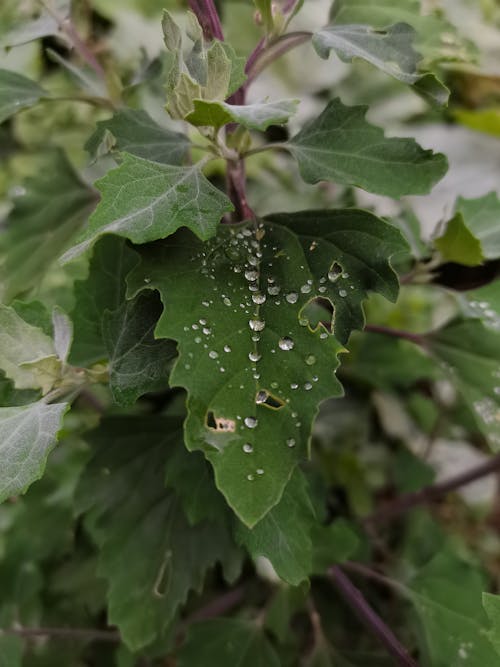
[178,619,281,667]
[428,318,500,450]
[0,69,45,123]
[0,400,68,503]
[288,98,447,197]
[85,108,191,164]
[186,98,299,130]
[0,150,95,302]
[103,291,177,406]
[75,416,237,651]
[62,153,233,262]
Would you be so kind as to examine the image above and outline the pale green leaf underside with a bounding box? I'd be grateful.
[455,192,500,260]
[76,417,237,650]
[434,213,484,266]
[464,283,500,332]
[0,69,46,123]
[0,149,95,303]
[178,619,281,667]
[0,401,68,503]
[61,153,234,263]
[428,319,500,450]
[85,108,191,164]
[127,209,403,526]
[187,98,299,130]
[288,98,448,197]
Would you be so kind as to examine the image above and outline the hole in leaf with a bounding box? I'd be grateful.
[255,389,285,410]
[299,297,334,333]
[206,411,236,432]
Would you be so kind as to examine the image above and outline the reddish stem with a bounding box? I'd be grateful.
[329,566,419,667]
[364,324,425,346]
[188,0,224,41]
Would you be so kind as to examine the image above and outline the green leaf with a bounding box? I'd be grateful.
[0,149,95,303]
[235,470,316,585]
[0,400,68,503]
[312,22,448,104]
[330,0,476,67]
[427,318,500,449]
[288,98,447,197]
[0,635,23,667]
[483,593,500,655]
[0,304,60,393]
[222,42,247,96]
[61,153,233,262]
[127,221,346,526]
[454,192,500,260]
[434,213,484,266]
[465,283,500,331]
[85,108,191,164]
[265,210,408,344]
[186,98,299,131]
[254,0,274,34]
[178,619,281,667]
[69,236,138,367]
[0,69,46,123]
[76,416,238,651]
[409,551,497,665]
[311,519,360,574]
[103,291,177,406]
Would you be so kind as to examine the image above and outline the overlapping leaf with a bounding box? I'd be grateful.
[61,153,233,262]
[0,69,46,123]
[434,213,484,266]
[0,149,95,302]
[427,318,500,449]
[76,416,238,650]
[464,283,500,332]
[127,211,406,525]
[454,193,500,260]
[85,108,191,164]
[186,98,299,130]
[288,98,447,197]
[0,400,68,503]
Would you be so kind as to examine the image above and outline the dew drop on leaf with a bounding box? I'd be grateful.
[279,337,294,351]
[286,292,298,304]
[243,443,254,453]
[249,351,261,362]
[328,262,342,282]
[286,438,296,448]
[244,416,258,428]
[249,319,265,332]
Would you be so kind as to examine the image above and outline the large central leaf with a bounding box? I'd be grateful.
[127,210,406,526]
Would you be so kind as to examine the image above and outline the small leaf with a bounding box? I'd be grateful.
[187,98,299,130]
[0,69,46,123]
[288,98,447,197]
[0,304,60,392]
[178,619,281,667]
[0,400,68,503]
[103,291,177,406]
[434,213,484,266]
[0,149,95,302]
[51,307,73,364]
[235,470,316,585]
[76,416,238,650]
[455,192,500,260]
[428,318,500,449]
[85,108,190,164]
[70,237,139,367]
[61,153,233,262]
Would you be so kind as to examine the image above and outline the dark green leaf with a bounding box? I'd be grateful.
[0,69,45,123]
[85,108,190,164]
[62,153,233,262]
[311,519,360,574]
[288,98,447,197]
[0,400,68,503]
[0,149,95,302]
[0,635,23,667]
[103,290,176,406]
[178,619,281,667]
[483,593,500,656]
[76,416,238,650]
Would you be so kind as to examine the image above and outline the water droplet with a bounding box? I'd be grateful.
[291,383,299,389]
[247,474,254,481]
[209,350,218,359]
[271,381,279,389]
[220,367,226,372]
[252,293,266,305]
[256,468,264,475]
[202,301,210,307]
[224,345,232,353]
[245,269,258,281]
[244,416,258,428]
[328,262,342,282]
[192,323,199,330]
[320,332,328,339]
[301,283,312,294]
[279,337,294,351]
[202,327,212,335]
[339,289,347,297]
[286,292,298,304]
[199,319,207,325]
[305,355,316,366]
[249,319,265,332]
[299,317,309,327]
[249,351,261,362]
[223,297,232,306]
[256,390,268,404]
[144,277,151,284]
[268,285,280,296]
[286,438,296,448]
[195,336,202,343]
[243,443,253,453]
[304,382,313,390]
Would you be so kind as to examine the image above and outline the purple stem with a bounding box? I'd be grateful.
[329,566,419,667]
[188,0,224,41]
[364,324,425,346]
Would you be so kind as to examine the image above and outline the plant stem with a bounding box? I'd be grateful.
[246,31,312,84]
[183,586,246,625]
[1,626,120,643]
[364,453,500,525]
[188,0,224,41]
[329,566,419,667]
[364,324,426,346]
